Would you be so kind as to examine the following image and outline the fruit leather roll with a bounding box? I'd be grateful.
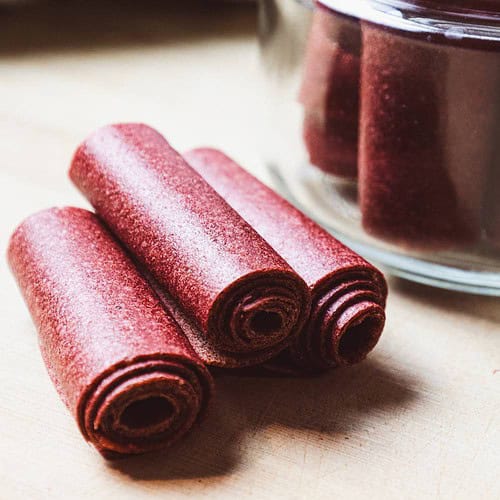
[185,148,387,372]
[7,207,213,459]
[299,6,361,179]
[359,24,496,249]
[70,123,310,368]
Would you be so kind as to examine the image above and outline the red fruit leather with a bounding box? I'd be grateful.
[185,148,387,373]
[299,7,360,179]
[7,207,213,459]
[359,23,497,250]
[69,124,310,368]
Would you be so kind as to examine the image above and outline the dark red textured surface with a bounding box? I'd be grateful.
[185,148,387,372]
[70,123,310,368]
[7,207,213,458]
[358,23,497,250]
[299,7,360,179]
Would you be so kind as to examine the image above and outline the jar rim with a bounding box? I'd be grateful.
[318,0,500,42]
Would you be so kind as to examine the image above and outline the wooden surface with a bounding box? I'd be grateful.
[1,2,499,499]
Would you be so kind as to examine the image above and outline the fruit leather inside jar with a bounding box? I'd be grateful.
[351,0,500,250]
[299,4,361,179]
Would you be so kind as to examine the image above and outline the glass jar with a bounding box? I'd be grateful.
[258,0,500,295]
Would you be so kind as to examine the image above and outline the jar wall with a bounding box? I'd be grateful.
[258,0,500,295]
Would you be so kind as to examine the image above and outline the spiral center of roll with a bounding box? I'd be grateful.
[250,310,283,335]
[119,396,174,430]
[338,315,384,364]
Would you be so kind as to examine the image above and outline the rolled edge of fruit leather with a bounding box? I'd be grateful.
[299,4,361,179]
[69,123,311,368]
[359,22,489,250]
[185,148,387,373]
[7,207,213,459]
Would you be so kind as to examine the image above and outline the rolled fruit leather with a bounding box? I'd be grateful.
[185,148,387,373]
[359,17,500,249]
[7,207,213,459]
[299,3,361,179]
[70,123,311,368]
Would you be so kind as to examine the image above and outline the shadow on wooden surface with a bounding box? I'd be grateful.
[389,276,500,324]
[0,0,256,56]
[110,356,420,481]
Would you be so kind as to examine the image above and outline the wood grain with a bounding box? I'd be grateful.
[0,2,499,499]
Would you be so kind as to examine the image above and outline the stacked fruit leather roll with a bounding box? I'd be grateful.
[185,148,387,373]
[69,123,311,369]
[8,208,213,459]
[9,122,388,458]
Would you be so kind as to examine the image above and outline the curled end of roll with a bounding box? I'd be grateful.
[330,301,386,366]
[207,270,311,365]
[77,356,213,459]
[291,271,386,372]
